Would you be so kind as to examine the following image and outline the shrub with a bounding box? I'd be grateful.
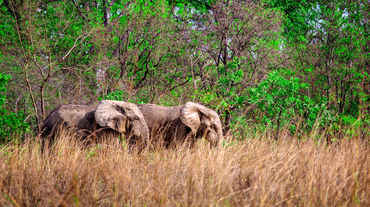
[248,70,325,139]
[0,73,30,143]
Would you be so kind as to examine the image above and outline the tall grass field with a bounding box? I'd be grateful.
[0,133,368,206]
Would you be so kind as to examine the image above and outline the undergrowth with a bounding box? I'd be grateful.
[0,132,368,206]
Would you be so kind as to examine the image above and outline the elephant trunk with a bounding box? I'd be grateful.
[211,135,223,147]
[205,130,222,148]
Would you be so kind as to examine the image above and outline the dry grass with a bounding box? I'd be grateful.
[0,133,368,207]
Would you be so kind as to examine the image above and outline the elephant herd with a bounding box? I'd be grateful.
[40,100,224,151]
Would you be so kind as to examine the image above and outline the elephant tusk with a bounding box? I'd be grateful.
[201,129,208,139]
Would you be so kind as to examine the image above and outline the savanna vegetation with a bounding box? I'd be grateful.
[0,0,368,206]
[0,133,368,206]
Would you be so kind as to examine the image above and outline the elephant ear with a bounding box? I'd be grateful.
[94,100,128,133]
[180,102,202,135]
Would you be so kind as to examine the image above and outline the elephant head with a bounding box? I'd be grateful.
[138,102,223,148]
[94,100,149,148]
[180,102,223,147]
[41,100,149,152]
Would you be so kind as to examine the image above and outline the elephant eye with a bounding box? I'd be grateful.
[130,116,140,121]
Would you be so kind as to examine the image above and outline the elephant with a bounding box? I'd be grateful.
[137,102,223,148]
[40,100,149,151]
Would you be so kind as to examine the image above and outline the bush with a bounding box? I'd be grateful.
[247,70,325,139]
[0,73,30,143]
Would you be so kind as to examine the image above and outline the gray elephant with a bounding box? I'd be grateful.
[138,102,223,148]
[40,100,149,151]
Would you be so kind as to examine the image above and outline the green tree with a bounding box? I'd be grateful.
[267,0,368,138]
[248,70,323,139]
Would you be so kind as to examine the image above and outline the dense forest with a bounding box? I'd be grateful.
[0,0,368,142]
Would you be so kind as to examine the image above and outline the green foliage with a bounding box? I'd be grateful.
[249,70,307,119]
[248,70,325,136]
[0,0,367,142]
[265,0,316,43]
[263,0,368,139]
[194,58,246,108]
[0,73,29,143]
[0,73,10,106]
[99,90,125,101]
[191,58,248,130]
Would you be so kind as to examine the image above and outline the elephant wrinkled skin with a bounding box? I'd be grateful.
[138,102,223,148]
[40,100,149,151]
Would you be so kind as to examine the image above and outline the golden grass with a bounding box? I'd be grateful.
[0,134,368,206]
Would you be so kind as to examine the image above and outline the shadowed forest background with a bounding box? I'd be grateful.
[0,0,368,141]
[0,1,369,206]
